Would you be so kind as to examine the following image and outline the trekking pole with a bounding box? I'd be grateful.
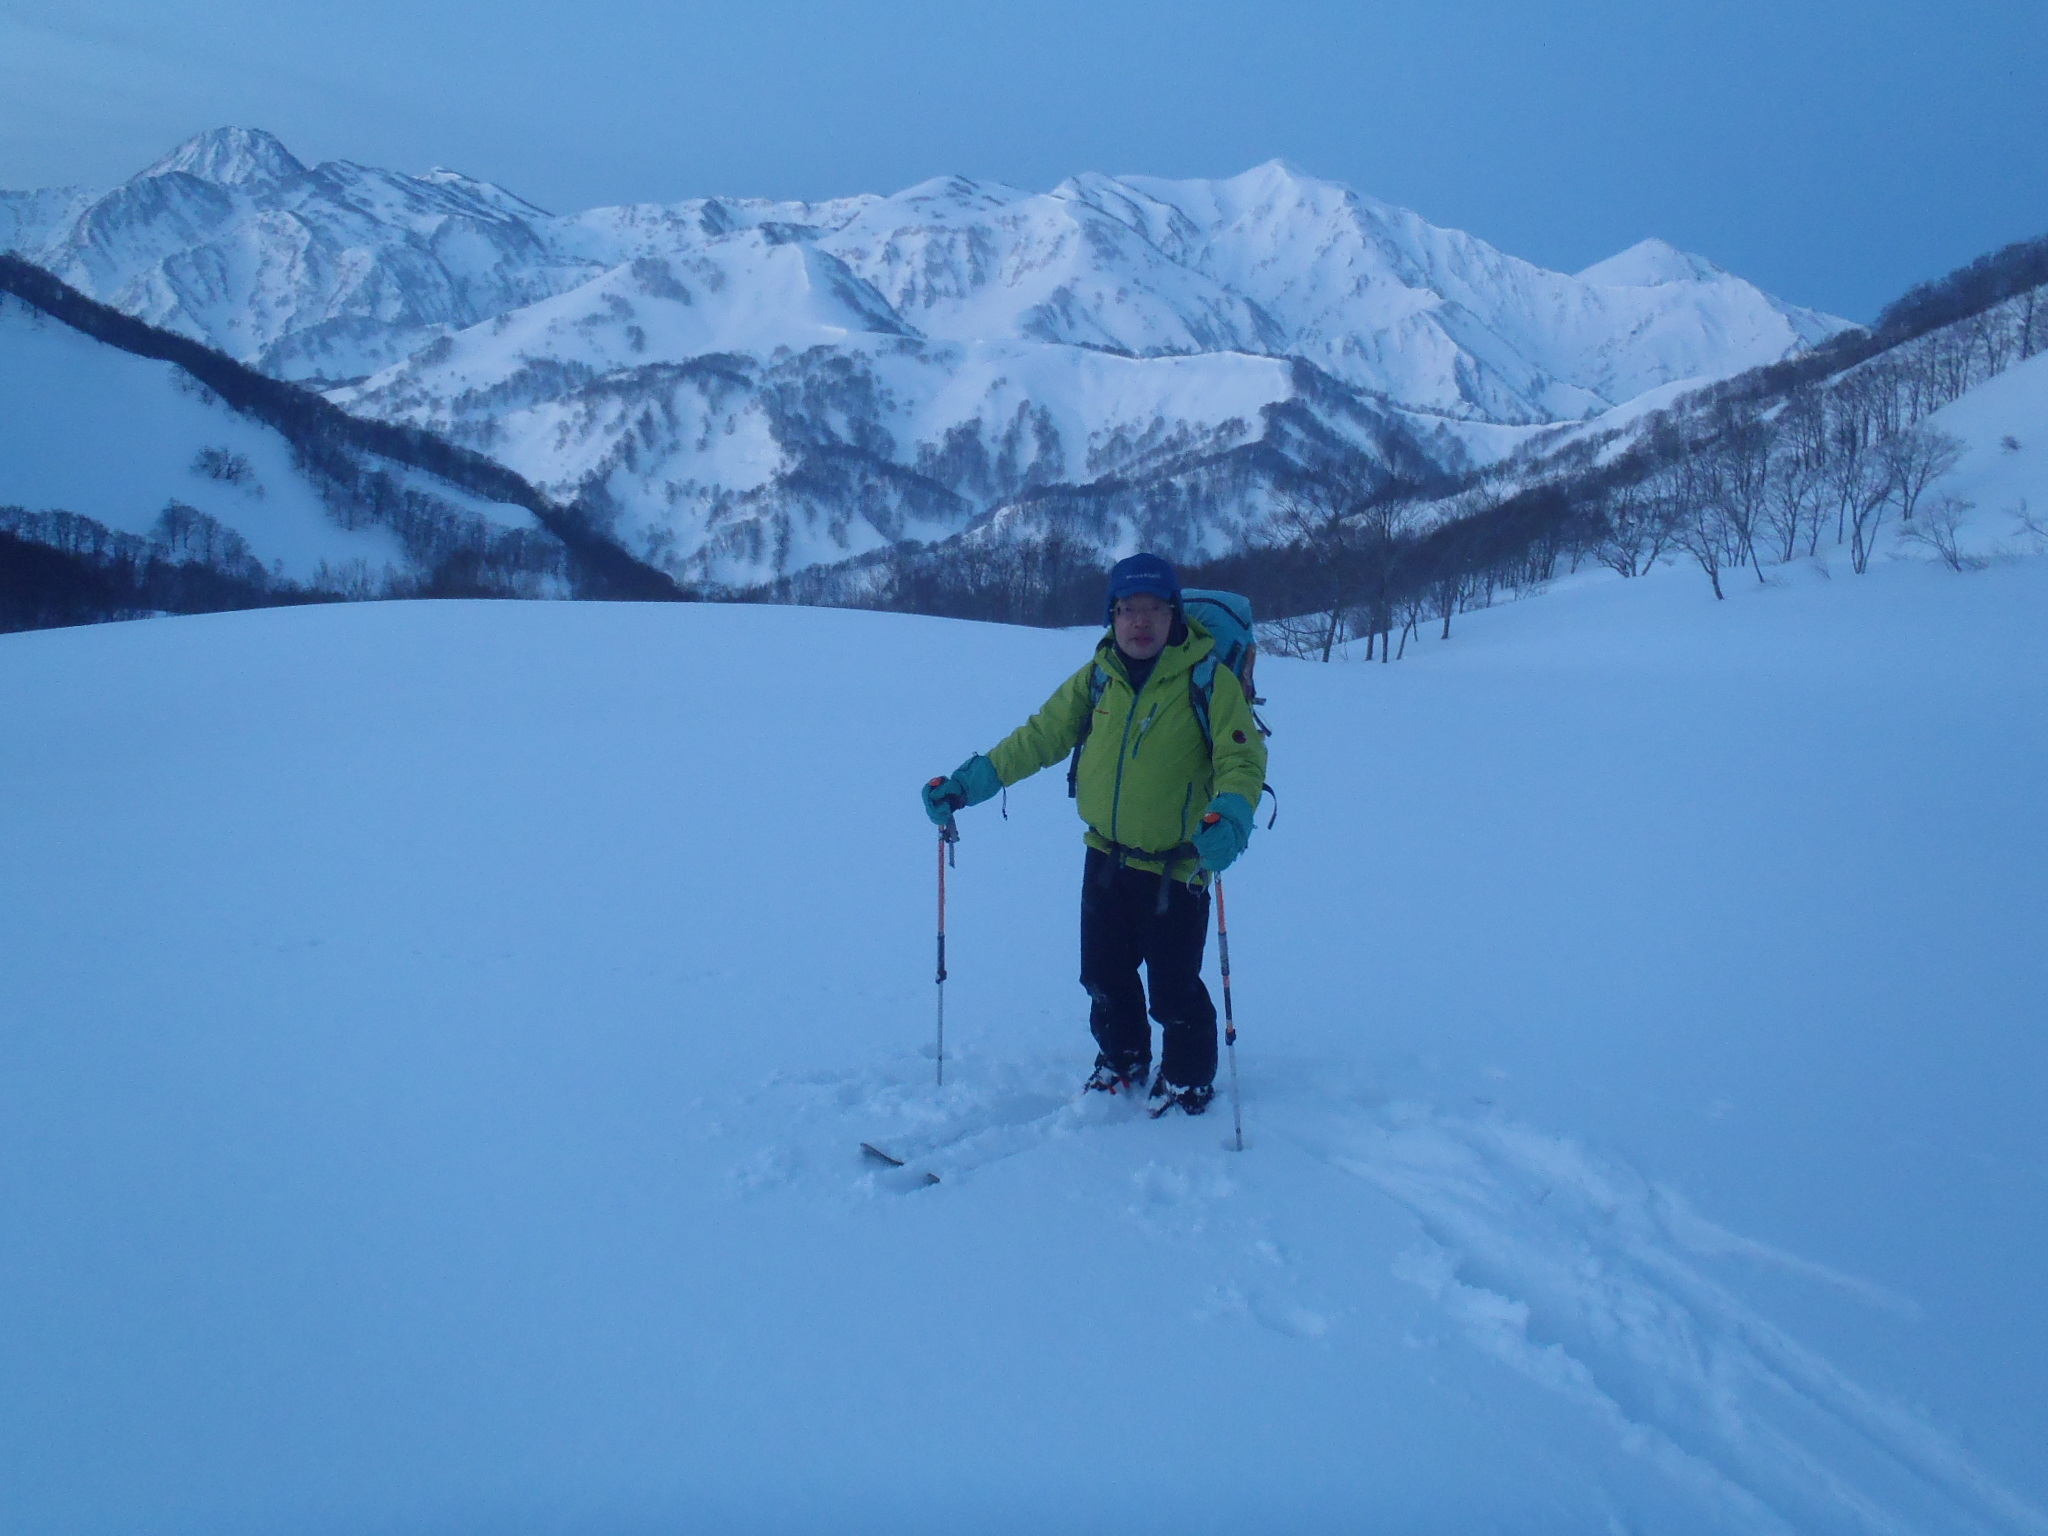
[930,783,963,1087]
[1214,874,1245,1152]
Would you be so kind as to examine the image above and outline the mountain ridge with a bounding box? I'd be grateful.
[3,128,1851,587]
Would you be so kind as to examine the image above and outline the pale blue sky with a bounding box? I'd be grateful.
[2,0,2042,321]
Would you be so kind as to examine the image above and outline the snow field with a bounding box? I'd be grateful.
[0,556,2043,1533]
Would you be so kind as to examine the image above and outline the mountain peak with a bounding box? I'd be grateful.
[139,128,306,190]
[418,168,552,218]
[1202,158,1328,199]
[1244,157,1315,181]
[1577,238,1725,288]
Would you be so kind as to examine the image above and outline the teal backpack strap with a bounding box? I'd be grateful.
[1065,663,1111,799]
[1189,655,1218,751]
[1189,654,1276,827]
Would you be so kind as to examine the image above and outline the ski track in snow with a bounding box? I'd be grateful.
[1313,1102,2048,1536]
[720,1053,2048,1536]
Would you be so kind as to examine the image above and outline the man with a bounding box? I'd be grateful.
[920,553,1267,1115]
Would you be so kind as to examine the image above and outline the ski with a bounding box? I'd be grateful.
[860,1142,940,1185]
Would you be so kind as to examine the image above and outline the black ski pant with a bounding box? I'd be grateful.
[1079,846,1217,1089]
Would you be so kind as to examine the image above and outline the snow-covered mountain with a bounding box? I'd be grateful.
[0,285,567,600]
[3,128,582,384]
[3,129,1850,586]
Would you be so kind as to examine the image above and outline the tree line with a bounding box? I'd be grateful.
[1234,265,2040,657]
[0,504,325,633]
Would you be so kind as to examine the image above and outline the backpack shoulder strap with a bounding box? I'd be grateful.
[1191,658,1275,820]
[1065,662,1112,799]
[1189,655,1218,752]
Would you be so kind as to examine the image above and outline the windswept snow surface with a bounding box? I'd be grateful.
[1,559,2044,1534]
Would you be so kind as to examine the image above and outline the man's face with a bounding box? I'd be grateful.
[1113,593,1172,661]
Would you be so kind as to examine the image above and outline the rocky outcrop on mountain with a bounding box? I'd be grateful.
[3,129,1851,588]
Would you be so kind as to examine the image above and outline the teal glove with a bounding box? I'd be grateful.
[921,754,1002,826]
[922,775,966,825]
[1192,792,1253,874]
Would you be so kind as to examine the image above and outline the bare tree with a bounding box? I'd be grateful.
[1765,388,1830,560]
[1665,456,1732,599]
[1259,608,1343,661]
[1347,492,1424,663]
[1924,324,1980,408]
[1819,378,1885,549]
[1845,455,1894,574]
[2009,498,2047,553]
[1895,495,1982,571]
[1262,479,1370,662]
[1594,478,1675,577]
[1704,408,1774,579]
[1393,594,1427,658]
[1968,306,2016,380]
[1881,425,1965,525]
[1431,560,1471,639]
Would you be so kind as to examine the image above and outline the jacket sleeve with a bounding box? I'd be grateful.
[985,660,1097,787]
[1205,665,1268,809]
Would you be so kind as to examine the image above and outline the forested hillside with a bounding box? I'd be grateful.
[0,257,679,631]
[767,231,2047,651]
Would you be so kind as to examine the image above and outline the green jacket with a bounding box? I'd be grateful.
[986,621,1268,879]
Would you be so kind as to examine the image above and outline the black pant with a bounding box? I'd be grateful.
[1079,847,1217,1089]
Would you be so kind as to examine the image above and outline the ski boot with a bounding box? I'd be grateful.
[1085,1057,1150,1096]
[1148,1078,1214,1117]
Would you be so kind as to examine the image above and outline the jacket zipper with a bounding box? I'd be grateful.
[1130,703,1161,757]
[1108,672,1149,846]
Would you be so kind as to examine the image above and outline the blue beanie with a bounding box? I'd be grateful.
[1104,552,1181,625]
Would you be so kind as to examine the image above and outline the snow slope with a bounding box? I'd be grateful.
[1923,345,2048,549]
[0,288,558,590]
[0,558,2041,1534]
[0,292,405,577]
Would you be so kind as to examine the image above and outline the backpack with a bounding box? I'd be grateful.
[1066,589,1275,821]
[1181,590,1266,741]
